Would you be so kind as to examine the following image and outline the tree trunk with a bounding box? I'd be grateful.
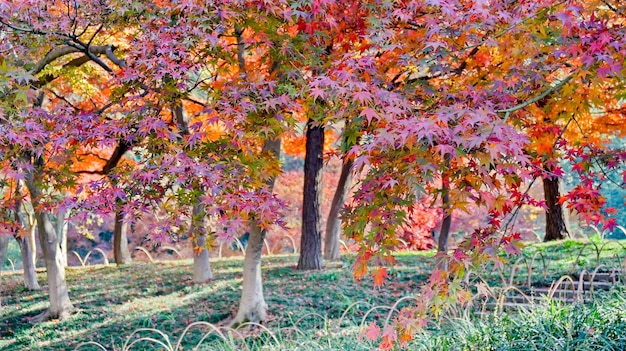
[543,176,570,241]
[113,208,132,265]
[13,172,40,290]
[324,158,353,261]
[55,209,68,268]
[0,235,10,277]
[24,161,74,321]
[15,198,40,290]
[436,173,452,270]
[232,138,281,326]
[0,234,9,306]
[232,220,267,326]
[17,234,40,290]
[298,120,324,270]
[191,203,212,283]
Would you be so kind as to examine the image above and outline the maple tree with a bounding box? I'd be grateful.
[335,0,625,346]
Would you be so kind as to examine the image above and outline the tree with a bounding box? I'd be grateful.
[232,138,282,325]
[0,235,9,279]
[25,150,74,321]
[336,0,626,346]
[543,175,570,241]
[297,118,325,270]
[190,202,212,283]
[324,156,353,261]
[0,0,139,319]
[14,182,41,290]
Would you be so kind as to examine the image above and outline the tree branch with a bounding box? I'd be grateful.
[28,45,110,76]
[495,74,574,115]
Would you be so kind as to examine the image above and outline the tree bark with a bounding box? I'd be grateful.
[298,120,324,270]
[0,235,10,277]
[232,138,281,326]
[24,158,73,321]
[191,202,212,283]
[17,233,40,290]
[324,158,352,261]
[436,172,452,270]
[543,176,570,241]
[113,208,132,265]
[15,192,40,290]
[55,209,68,268]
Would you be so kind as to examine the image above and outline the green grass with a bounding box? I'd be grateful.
[1,239,626,350]
[412,289,626,351]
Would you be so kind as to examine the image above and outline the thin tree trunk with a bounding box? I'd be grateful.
[170,96,211,282]
[0,235,9,277]
[15,191,40,290]
[0,234,9,306]
[232,138,281,326]
[24,158,73,321]
[298,120,324,270]
[436,172,452,270]
[113,208,132,265]
[17,235,40,290]
[324,158,353,261]
[543,176,570,241]
[191,202,212,283]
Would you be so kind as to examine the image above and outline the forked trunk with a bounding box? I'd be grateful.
[232,138,281,326]
[191,203,212,283]
[113,208,132,265]
[298,120,324,270]
[543,176,570,241]
[324,158,353,261]
[25,160,73,321]
[36,212,73,320]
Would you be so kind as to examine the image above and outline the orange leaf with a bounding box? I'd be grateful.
[372,267,388,287]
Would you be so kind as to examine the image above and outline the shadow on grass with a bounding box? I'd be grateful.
[1,254,430,351]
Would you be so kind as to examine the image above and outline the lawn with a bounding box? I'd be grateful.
[2,239,626,350]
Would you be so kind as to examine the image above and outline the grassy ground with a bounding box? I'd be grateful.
[1,239,626,350]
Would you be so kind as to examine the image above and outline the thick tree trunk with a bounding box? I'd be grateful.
[543,176,570,241]
[25,163,73,321]
[436,173,452,270]
[191,203,212,283]
[113,208,132,265]
[34,212,74,320]
[298,120,325,271]
[232,138,281,326]
[324,158,353,261]
[232,221,267,326]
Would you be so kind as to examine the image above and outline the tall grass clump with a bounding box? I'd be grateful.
[413,289,626,351]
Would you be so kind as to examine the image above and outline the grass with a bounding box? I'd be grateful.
[412,289,626,351]
[1,239,626,350]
